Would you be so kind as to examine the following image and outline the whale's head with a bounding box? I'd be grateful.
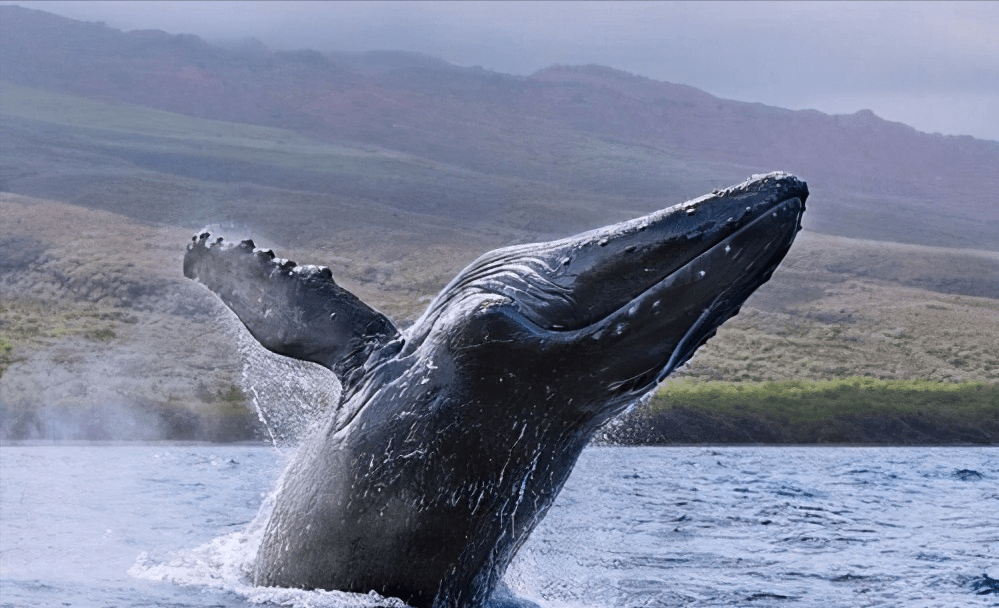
[405,172,806,419]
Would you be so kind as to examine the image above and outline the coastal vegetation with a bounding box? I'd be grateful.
[0,338,18,379]
[674,265,999,385]
[652,378,997,424]
[600,378,998,445]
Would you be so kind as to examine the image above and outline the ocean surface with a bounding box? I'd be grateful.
[1,444,996,608]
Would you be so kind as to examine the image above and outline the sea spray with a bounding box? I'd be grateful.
[128,446,413,607]
[237,326,342,447]
[129,327,411,607]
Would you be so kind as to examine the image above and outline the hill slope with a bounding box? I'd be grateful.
[3,193,996,441]
[2,4,997,251]
[1,6,996,442]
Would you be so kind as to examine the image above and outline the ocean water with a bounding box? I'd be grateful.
[0,444,995,608]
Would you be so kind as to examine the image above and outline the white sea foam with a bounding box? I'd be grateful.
[128,453,413,608]
[131,536,410,607]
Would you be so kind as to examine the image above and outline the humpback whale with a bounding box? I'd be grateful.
[183,172,807,608]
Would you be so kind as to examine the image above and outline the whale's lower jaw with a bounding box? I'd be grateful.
[186,172,806,608]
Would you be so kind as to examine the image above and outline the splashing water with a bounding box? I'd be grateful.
[130,327,549,607]
[237,328,342,448]
[125,370,414,608]
[130,323,411,607]
[129,467,411,608]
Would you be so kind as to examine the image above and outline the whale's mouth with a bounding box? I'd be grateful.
[535,190,806,397]
[548,193,804,335]
[638,194,804,377]
[431,172,805,328]
[403,172,806,391]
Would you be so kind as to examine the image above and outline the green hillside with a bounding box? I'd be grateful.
[1,81,996,443]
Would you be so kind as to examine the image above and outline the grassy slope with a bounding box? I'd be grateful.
[649,235,999,443]
[2,86,996,442]
[0,84,734,325]
[0,194,258,441]
[5,191,995,443]
[0,84,697,233]
[676,233,999,384]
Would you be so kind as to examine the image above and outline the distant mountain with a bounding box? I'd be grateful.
[2,4,997,250]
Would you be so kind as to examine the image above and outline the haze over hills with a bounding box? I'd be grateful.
[2,4,997,251]
[1,6,996,442]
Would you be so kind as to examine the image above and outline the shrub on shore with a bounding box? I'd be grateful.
[650,378,998,424]
[601,378,999,445]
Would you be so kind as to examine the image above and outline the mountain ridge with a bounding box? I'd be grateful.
[2,4,996,253]
[0,6,999,221]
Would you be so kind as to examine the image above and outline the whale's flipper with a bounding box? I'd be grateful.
[184,233,399,387]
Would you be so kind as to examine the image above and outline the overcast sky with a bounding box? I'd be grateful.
[7,1,998,141]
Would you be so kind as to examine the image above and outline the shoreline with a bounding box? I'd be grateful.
[3,379,996,446]
[603,408,998,446]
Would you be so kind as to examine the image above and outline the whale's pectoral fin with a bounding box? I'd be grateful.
[184,232,399,384]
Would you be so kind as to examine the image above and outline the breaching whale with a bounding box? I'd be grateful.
[183,172,807,608]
